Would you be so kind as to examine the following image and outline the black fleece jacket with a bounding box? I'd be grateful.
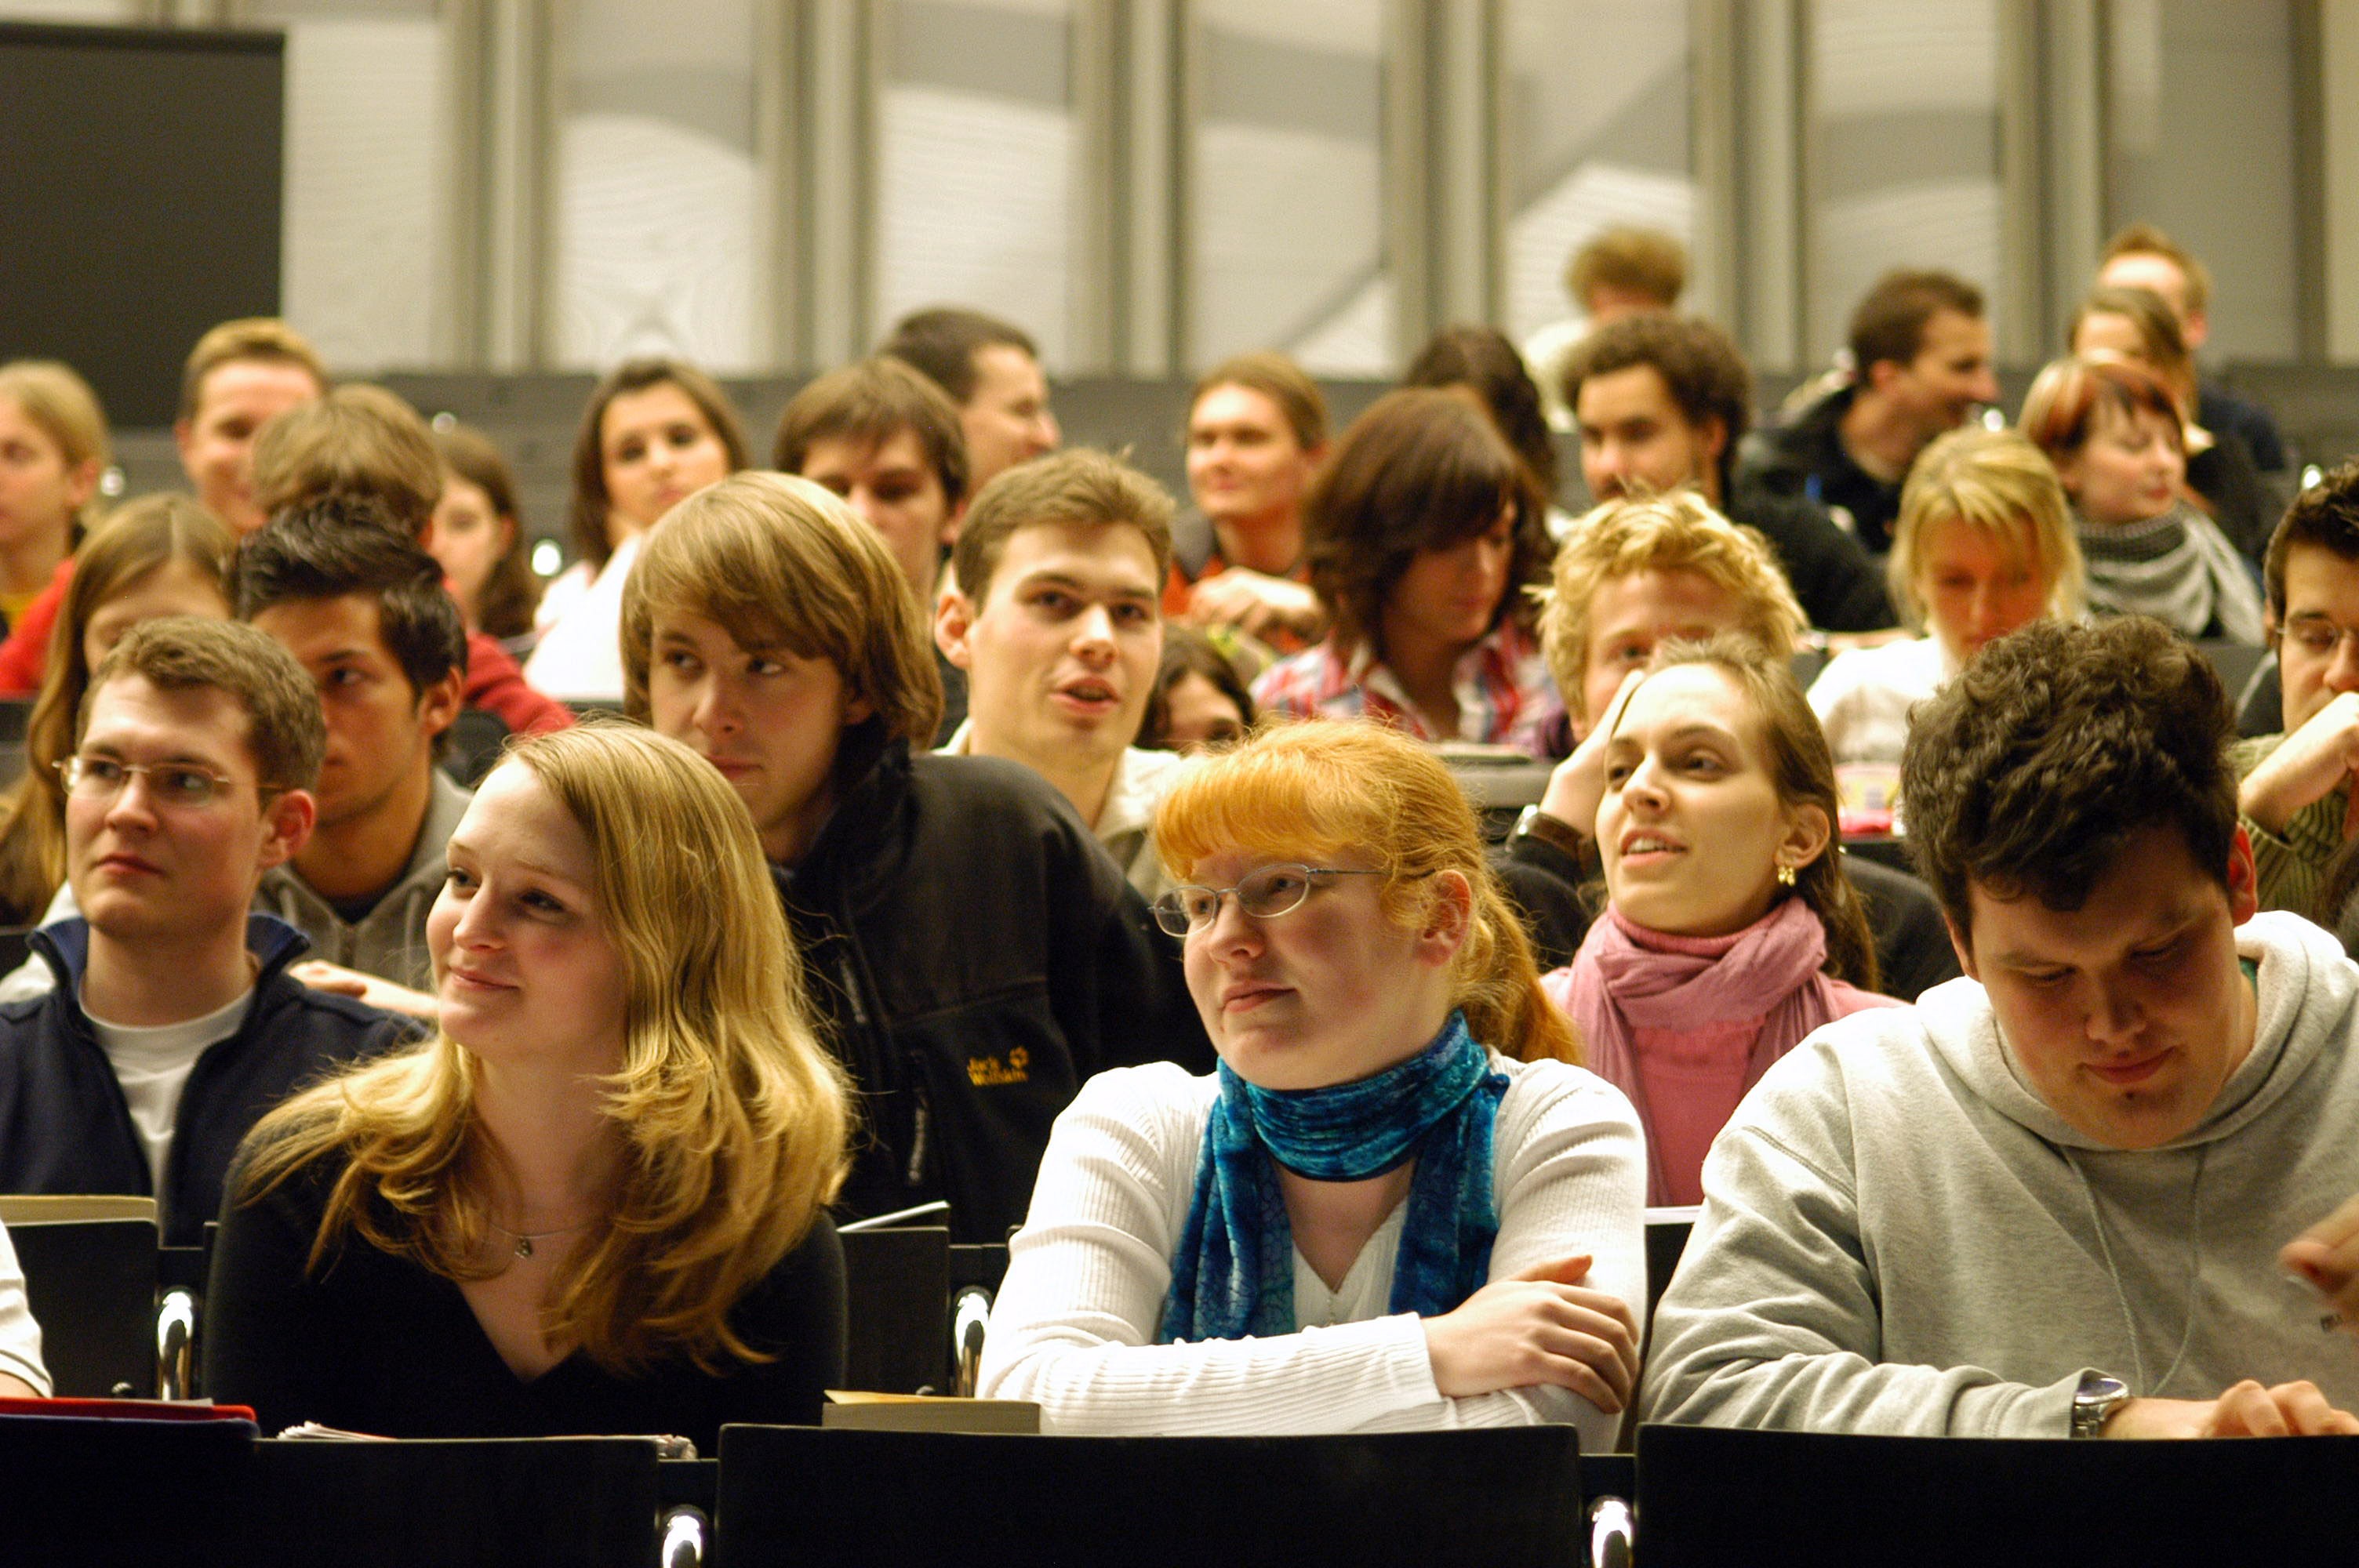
[776,733,1213,1243]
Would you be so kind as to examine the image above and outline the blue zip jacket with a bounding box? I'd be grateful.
[0,915,418,1245]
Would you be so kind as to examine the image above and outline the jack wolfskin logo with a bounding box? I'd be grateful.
[967,1047,1031,1086]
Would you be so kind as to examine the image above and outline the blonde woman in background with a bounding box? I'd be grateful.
[0,495,235,928]
[0,361,109,638]
[1808,426,2085,771]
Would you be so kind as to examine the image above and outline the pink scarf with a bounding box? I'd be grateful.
[1543,898,1899,1203]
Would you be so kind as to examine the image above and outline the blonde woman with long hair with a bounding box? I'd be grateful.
[980,719,1642,1443]
[205,724,851,1445]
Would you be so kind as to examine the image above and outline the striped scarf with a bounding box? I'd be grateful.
[2078,503,2265,644]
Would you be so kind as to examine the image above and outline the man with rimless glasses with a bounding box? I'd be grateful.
[2234,463,2359,915]
[0,619,413,1244]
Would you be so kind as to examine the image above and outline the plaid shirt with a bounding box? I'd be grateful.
[2232,731,2347,917]
[1249,622,1565,757]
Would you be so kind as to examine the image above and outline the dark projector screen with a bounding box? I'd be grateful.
[0,22,283,428]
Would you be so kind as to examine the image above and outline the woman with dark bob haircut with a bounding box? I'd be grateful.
[1252,389,1564,757]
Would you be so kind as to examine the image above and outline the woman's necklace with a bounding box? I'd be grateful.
[487,1218,594,1260]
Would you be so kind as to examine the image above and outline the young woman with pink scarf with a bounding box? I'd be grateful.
[1541,634,1902,1205]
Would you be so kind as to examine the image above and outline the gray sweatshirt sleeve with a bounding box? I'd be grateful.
[1637,1088,2079,1438]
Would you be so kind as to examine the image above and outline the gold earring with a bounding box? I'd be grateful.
[1775,862,1797,887]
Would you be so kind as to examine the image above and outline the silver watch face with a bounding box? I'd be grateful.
[2073,1374,2129,1436]
[2076,1375,2128,1407]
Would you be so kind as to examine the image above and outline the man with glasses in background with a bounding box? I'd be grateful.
[2234,463,2359,914]
[0,618,412,1244]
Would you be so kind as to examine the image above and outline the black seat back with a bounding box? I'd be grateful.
[0,1410,256,1563]
[1636,1423,2359,1566]
[1641,1207,1697,1347]
[9,1215,160,1397]
[838,1224,951,1393]
[715,1424,1585,1568]
[242,1436,669,1566]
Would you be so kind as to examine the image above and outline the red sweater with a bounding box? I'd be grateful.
[0,561,71,694]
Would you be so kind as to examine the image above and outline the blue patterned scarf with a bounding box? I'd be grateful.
[1158,1012,1511,1343]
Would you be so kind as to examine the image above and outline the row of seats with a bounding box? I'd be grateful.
[16,1406,2359,1566]
[12,1200,2359,1564]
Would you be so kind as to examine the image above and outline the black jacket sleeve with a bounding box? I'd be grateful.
[1067,855,1215,1079]
[1845,855,1962,1002]
[1494,830,1600,973]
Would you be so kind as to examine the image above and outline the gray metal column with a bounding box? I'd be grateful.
[2027,0,2106,362]
[1070,0,1120,375]
[460,0,555,371]
[792,0,877,369]
[753,0,800,372]
[2327,0,2359,361]
[1382,0,1434,361]
[1383,0,1501,363]
[1736,0,1805,373]
[1428,0,1501,329]
[1688,0,1743,336]
[1114,0,1183,375]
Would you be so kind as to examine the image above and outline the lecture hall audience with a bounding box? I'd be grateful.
[2096,221,2290,482]
[2232,462,2359,916]
[1807,426,2085,771]
[1734,269,1999,556]
[772,355,974,740]
[935,448,1187,898]
[1541,633,1900,1207]
[1166,351,1329,650]
[0,618,413,1247]
[249,383,572,739]
[0,497,236,935]
[427,423,544,651]
[1644,617,2359,1439]
[880,307,1060,498]
[0,318,322,694]
[0,361,107,641]
[1401,324,1568,538]
[0,158,2348,1504]
[238,504,470,1015]
[2070,283,2271,561]
[1523,224,1687,427]
[1505,493,1959,1002]
[1565,313,1896,633]
[526,358,746,702]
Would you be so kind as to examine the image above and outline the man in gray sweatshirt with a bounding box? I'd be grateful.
[1643,615,2359,1439]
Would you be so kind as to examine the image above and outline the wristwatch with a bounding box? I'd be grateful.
[1510,804,1589,862]
[2070,1372,2131,1438]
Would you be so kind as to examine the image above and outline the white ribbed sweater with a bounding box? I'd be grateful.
[979,1054,1645,1443]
